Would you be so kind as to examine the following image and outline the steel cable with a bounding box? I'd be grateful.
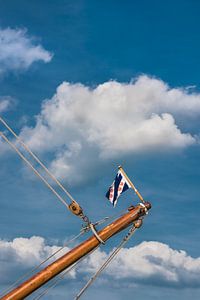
[0,117,78,205]
[75,225,138,300]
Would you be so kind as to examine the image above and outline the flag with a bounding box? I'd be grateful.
[106,170,131,207]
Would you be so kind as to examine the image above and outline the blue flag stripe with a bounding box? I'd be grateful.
[113,173,122,205]
[106,170,131,206]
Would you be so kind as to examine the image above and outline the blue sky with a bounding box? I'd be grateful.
[0,1,200,299]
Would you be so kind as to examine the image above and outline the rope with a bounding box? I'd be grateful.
[0,132,69,210]
[74,224,138,300]
[32,246,100,300]
[97,210,127,224]
[0,117,78,205]
[0,230,86,297]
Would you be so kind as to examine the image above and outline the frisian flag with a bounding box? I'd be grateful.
[106,170,131,207]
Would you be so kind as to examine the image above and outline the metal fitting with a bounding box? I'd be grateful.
[134,219,143,228]
[69,201,83,216]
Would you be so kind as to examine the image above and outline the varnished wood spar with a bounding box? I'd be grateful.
[1,202,151,300]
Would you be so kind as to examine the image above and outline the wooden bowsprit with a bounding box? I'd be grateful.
[0,202,151,300]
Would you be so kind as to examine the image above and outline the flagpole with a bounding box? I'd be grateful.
[118,166,145,204]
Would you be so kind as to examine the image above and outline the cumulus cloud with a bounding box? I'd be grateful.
[1,237,200,289]
[81,241,200,288]
[0,236,71,284]
[19,76,200,185]
[0,97,12,113]
[0,27,52,74]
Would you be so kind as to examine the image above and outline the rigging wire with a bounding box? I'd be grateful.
[0,117,78,205]
[32,246,100,300]
[0,117,91,224]
[0,117,141,224]
[74,223,139,300]
[0,231,86,298]
[0,131,69,210]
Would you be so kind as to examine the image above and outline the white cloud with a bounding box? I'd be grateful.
[19,76,200,185]
[0,236,71,284]
[1,237,200,288]
[81,241,200,288]
[0,27,52,74]
[0,99,10,113]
